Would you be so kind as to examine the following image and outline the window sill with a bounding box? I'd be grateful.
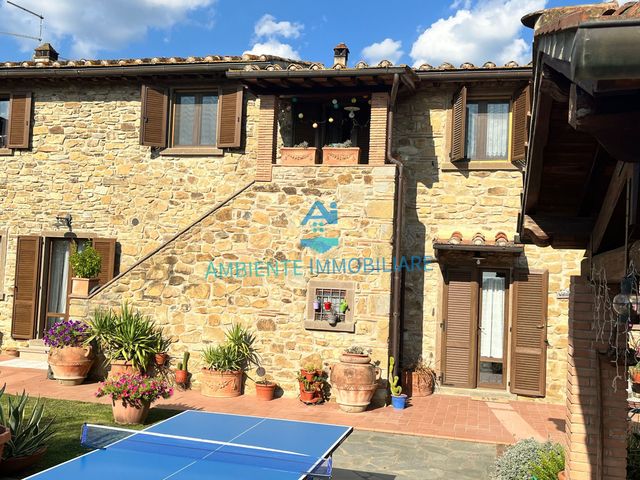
[304,320,355,333]
[0,148,13,156]
[441,160,520,171]
[159,147,224,157]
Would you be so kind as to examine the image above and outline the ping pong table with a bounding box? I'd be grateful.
[25,410,352,479]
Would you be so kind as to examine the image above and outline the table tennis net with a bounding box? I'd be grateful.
[81,423,333,478]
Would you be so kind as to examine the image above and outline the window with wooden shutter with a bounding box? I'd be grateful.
[442,268,477,388]
[140,85,168,147]
[510,85,531,164]
[510,269,548,397]
[450,86,467,162]
[92,238,117,287]
[217,86,243,148]
[7,92,32,149]
[11,236,42,340]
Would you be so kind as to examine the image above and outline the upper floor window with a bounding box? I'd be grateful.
[172,91,219,147]
[465,100,510,160]
[0,96,9,148]
[449,85,530,169]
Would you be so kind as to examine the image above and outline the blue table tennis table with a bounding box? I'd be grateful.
[25,410,352,479]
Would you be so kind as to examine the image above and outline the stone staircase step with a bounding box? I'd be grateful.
[17,345,49,362]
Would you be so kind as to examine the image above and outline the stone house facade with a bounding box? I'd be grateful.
[0,44,583,402]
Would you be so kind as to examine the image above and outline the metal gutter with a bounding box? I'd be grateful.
[415,68,531,82]
[387,73,404,382]
[0,62,281,79]
[227,66,415,80]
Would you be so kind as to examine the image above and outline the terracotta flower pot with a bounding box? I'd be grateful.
[70,277,99,297]
[48,345,95,386]
[300,369,322,382]
[0,447,46,474]
[0,425,11,460]
[631,371,640,384]
[299,388,318,403]
[175,369,189,384]
[280,147,318,165]
[112,399,150,425]
[322,146,360,165]
[154,353,168,366]
[108,360,142,379]
[255,382,276,401]
[401,369,435,397]
[200,369,243,398]
[331,354,380,413]
[558,471,566,480]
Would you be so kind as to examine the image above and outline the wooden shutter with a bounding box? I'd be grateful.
[217,86,244,148]
[511,85,531,163]
[450,86,467,162]
[11,236,42,340]
[140,85,168,147]
[510,269,548,397]
[442,268,477,388]
[92,238,117,286]
[7,92,32,149]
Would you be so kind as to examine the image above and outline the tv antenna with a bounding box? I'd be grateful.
[0,1,44,42]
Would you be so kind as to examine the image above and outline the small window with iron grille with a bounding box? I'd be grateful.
[305,280,355,333]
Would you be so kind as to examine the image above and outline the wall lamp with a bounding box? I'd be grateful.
[55,213,73,231]
[612,275,639,316]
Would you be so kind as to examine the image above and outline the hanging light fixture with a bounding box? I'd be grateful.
[612,276,639,315]
[312,122,318,129]
[328,117,334,123]
[298,112,304,119]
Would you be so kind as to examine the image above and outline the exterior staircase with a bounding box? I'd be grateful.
[17,339,49,362]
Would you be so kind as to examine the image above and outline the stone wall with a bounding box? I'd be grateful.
[0,83,258,341]
[70,165,397,396]
[393,84,584,402]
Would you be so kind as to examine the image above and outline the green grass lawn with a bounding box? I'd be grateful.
[1,395,180,479]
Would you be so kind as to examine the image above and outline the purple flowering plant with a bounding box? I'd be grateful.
[95,374,173,407]
[43,320,89,348]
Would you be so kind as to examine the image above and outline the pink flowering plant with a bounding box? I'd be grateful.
[43,320,89,348]
[95,374,173,407]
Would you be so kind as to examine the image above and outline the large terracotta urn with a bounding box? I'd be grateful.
[330,353,380,413]
[112,399,150,425]
[200,369,243,398]
[48,346,95,385]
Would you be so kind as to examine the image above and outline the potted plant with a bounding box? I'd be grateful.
[297,364,328,405]
[175,351,190,385]
[201,324,259,398]
[331,346,380,413]
[95,373,173,425]
[322,139,360,165]
[253,367,277,401]
[44,319,95,385]
[86,303,160,378]
[402,355,437,397]
[69,241,102,297]
[630,363,640,384]
[0,386,54,474]
[280,141,318,165]
[153,332,173,367]
[389,356,407,409]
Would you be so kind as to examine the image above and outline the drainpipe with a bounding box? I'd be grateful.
[386,73,404,380]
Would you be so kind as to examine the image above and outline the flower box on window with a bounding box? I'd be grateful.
[322,142,360,165]
[280,144,318,165]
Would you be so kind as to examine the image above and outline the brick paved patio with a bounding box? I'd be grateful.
[0,362,566,446]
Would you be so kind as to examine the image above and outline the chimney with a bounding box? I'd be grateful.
[333,43,349,68]
[33,43,59,63]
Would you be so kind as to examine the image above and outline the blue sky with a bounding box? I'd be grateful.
[0,0,609,67]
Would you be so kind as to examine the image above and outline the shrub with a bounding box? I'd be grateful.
[202,324,259,372]
[43,320,89,348]
[95,374,173,407]
[492,439,563,480]
[530,443,565,480]
[69,241,102,279]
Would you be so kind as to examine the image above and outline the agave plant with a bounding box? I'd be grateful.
[0,386,55,459]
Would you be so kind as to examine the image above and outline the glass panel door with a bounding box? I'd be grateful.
[478,270,508,389]
[45,239,71,330]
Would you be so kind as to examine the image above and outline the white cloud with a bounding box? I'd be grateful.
[361,38,404,65]
[254,14,302,39]
[244,39,300,60]
[0,0,215,58]
[410,0,546,67]
[244,14,303,60]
